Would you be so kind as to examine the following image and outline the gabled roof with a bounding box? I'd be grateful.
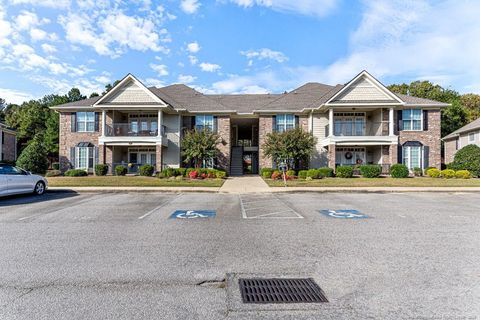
[207,94,282,113]
[395,93,450,106]
[443,117,480,140]
[0,122,16,134]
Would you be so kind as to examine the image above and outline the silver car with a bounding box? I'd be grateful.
[0,164,48,196]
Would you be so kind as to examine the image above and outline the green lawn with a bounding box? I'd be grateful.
[47,176,225,187]
[265,177,480,187]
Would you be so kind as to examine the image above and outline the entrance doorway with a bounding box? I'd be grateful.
[230,118,259,175]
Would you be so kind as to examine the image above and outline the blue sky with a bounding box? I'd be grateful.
[1,0,479,104]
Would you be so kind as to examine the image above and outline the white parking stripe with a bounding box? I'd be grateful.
[138,194,182,220]
[239,194,303,219]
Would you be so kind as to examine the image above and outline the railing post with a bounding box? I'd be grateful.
[389,108,394,136]
[158,109,163,137]
[101,110,106,137]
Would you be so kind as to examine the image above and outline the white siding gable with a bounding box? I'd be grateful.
[103,80,157,104]
[332,77,396,102]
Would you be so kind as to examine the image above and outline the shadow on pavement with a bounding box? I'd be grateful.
[0,191,79,207]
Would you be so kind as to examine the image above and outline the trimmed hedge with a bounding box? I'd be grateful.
[440,169,456,179]
[455,170,472,179]
[286,169,296,178]
[261,168,274,179]
[298,170,308,179]
[115,165,127,176]
[64,169,88,177]
[95,164,108,176]
[306,169,320,179]
[448,144,480,177]
[390,164,409,178]
[139,164,155,176]
[336,166,353,178]
[426,168,441,178]
[317,167,334,178]
[359,165,382,178]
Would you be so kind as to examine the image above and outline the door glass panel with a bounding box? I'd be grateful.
[150,154,156,166]
[129,153,138,163]
[140,154,147,164]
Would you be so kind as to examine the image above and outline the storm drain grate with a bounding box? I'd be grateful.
[239,278,328,304]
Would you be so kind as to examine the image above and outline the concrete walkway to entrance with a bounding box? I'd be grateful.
[219,175,271,193]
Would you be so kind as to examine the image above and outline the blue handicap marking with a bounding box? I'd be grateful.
[319,209,369,219]
[170,210,216,219]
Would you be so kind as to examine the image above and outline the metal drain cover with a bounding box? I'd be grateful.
[239,278,328,304]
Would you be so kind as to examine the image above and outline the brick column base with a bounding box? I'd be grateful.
[328,144,336,170]
[389,144,398,165]
[156,144,163,172]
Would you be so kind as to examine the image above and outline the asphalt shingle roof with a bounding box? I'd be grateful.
[207,94,282,113]
[395,93,449,106]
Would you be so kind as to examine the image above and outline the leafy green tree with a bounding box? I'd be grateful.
[262,128,317,170]
[441,100,469,137]
[89,92,100,98]
[448,144,480,177]
[0,98,6,122]
[16,134,49,174]
[103,80,121,95]
[181,129,220,168]
[460,93,480,122]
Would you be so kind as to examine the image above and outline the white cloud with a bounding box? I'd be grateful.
[150,63,169,76]
[16,11,40,31]
[180,0,201,14]
[178,74,196,84]
[10,0,70,9]
[30,28,47,41]
[188,55,198,65]
[144,78,165,87]
[228,0,338,17]
[41,43,56,53]
[0,88,34,104]
[0,9,12,46]
[199,62,221,72]
[240,48,288,63]
[186,41,200,53]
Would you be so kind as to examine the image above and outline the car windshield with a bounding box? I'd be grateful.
[0,165,25,175]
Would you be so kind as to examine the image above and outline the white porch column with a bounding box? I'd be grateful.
[157,109,163,137]
[389,108,394,136]
[101,110,106,136]
[328,108,334,137]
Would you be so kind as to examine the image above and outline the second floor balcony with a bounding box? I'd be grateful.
[326,121,388,137]
[105,123,166,137]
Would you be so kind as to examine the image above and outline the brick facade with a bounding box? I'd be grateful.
[216,116,231,172]
[1,131,16,162]
[327,144,336,169]
[258,115,273,169]
[156,145,163,172]
[397,109,441,169]
[59,112,102,172]
[444,139,457,164]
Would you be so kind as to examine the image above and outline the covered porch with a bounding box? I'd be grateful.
[101,144,164,174]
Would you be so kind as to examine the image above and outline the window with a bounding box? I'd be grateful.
[276,114,295,132]
[469,132,476,143]
[402,109,422,131]
[76,112,95,132]
[0,165,24,175]
[403,145,422,170]
[335,147,366,166]
[333,112,365,136]
[75,146,94,170]
[195,115,214,131]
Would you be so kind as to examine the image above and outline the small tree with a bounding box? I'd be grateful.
[181,129,220,168]
[262,128,317,170]
[16,134,49,174]
[449,144,480,177]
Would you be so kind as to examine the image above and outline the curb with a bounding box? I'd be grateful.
[48,187,221,193]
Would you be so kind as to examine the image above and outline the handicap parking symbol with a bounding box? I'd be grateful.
[169,210,216,219]
[319,209,369,219]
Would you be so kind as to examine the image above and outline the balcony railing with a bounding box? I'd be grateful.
[326,121,388,137]
[105,123,166,137]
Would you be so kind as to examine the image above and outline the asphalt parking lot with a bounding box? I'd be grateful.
[0,191,479,319]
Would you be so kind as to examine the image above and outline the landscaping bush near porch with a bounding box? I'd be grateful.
[335,166,353,178]
[359,165,382,178]
[390,164,409,178]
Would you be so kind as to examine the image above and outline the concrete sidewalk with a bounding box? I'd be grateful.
[219,176,271,193]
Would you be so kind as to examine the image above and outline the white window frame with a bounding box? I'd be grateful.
[333,112,366,136]
[75,146,94,170]
[335,147,366,166]
[468,132,476,143]
[77,112,95,132]
[402,109,423,131]
[195,114,214,131]
[276,114,295,132]
[402,145,422,170]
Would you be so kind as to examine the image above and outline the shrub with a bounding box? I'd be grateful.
[115,165,127,176]
[139,164,155,176]
[359,165,382,178]
[426,168,441,178]
[64,169,88,177]
[16,135,49,174]
[286,169,296,178]
[177,168,187,177]
[189,170,199,179]
[52,162,60,170]
[164,168,178,177]
[261,168,274,179]
[441,169,456,179]
[306,169,320,179]
[95,164,109,176]
[45,170,62,177]
[413,167,423,177]
[336,166,353,178]
[317,167,334,178]
[271,170,282,180]
[390,164,409,178]
[215,170,227,179]
[449,144,480,177]
[186,168,196,177]
[156,171,165,179]
[298,170,308,179]
[175,175,183,180]
[455,170,472,179]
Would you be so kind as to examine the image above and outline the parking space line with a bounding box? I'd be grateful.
[239,194,303,219]
[138,194,182,220]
